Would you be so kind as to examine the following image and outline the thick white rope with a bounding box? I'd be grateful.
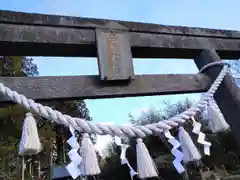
[0,63,229,138]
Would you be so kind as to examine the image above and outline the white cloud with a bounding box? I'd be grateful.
[95,135,113,158]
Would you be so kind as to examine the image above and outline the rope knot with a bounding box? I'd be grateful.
[137,138,143,143]
[26,112,33,117]
[83,133,89,138]
[178,126,184,131]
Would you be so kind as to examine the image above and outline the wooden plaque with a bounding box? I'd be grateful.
[96,29,134,81]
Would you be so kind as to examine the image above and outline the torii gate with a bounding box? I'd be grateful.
[0,10,240,180]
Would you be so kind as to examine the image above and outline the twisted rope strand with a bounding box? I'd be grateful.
[0,64,229,138]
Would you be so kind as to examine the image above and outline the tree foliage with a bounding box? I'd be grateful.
[0,56,40,179]
[228,59,240,75]
[0,56,93,179]
[100,98,240,180]
[100,99,193,180]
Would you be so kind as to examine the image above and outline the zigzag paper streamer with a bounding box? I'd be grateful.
[114,136,138,179]
[192,117,211,156]
[66,126,82,179]
[164,131,185,174]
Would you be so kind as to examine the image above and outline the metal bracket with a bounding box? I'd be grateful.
[96,28,135,81]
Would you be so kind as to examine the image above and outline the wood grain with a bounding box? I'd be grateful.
[1,10,240,39]
[96,29,134,81]
[0,24,240,58]
[0,74,210,102]
[194,49,240,147]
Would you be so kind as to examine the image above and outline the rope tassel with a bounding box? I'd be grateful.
[136,138,158,179]
[207,100,230,133]
[79,133,101,176]
[178,127,201,163]
[19,112,42,155]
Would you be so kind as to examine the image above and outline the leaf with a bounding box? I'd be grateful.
[11,56,24,76]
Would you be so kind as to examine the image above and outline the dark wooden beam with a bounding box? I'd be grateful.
[0,74,210,102]
[0,23,240,59]
[194,49,240,147]
[0,10,240,39]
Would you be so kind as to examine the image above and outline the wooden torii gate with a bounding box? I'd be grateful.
[0,10,240,179]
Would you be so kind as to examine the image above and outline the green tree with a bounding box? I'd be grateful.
[100,99,193,180]
[0,56,40,179]
[0,56,93,179]
[100,98,240,180]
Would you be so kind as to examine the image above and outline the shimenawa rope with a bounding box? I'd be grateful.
[0,62,229,138]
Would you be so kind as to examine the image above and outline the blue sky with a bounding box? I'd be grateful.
[1,0,239,154]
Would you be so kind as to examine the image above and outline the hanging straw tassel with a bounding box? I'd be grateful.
[136,138,158,179]
[19,112,42,155]
[207,100,230,133]
[178,127,201,163]
[79,133,101,176]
